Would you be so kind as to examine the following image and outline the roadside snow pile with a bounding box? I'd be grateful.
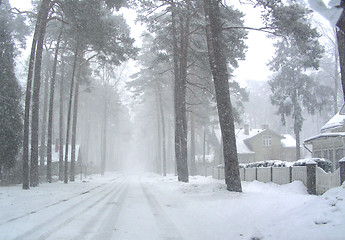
[263,182,345,240]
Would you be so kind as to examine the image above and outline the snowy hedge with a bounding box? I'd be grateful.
[237,158,332,172]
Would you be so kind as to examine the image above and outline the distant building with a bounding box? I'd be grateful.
[304,111,345,171]
[215,124,297,164]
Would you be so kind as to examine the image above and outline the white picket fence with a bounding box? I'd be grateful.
[212,165,341,195]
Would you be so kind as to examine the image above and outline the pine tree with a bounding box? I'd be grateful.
[203,0,242,192]
[0,1,23,179]
[267,3,325,160]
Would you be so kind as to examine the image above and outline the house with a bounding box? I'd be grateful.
[214,124,297,164]
[235,124,297,163]
[304,111,345,171]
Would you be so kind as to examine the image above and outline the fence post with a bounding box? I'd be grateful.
[255,167,258,181]
[289,166,292,183]
[340,158,345,185]
[306,160,317,195]
[244,168,246,181]
[270,167,273,182]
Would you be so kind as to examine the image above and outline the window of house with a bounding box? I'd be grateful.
[262,135,272,146]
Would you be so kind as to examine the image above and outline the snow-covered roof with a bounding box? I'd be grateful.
[235,128,264,140]
[214,128,262,154]
[235,128,263,154]
[321,112,345,132]
[304,132,345,144]
[280,134,296,148]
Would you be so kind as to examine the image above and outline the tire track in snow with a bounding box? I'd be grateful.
[12,178,124,240]
[0,177,119,226]
[89,182,130,240]
[141,183,185,240]
[36,181,129,240]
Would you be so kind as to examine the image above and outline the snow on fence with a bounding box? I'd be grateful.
[211,159,345,195]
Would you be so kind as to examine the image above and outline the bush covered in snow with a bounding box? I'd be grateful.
[239,158,332,172]
[293,158,332,172]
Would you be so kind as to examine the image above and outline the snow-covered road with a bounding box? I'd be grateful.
[0,172,344,240]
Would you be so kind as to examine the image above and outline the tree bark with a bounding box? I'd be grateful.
[171,1,189,182]
[101,89,107,176]
[190,108,196,176]
[70,67,80,181]
[334,44,339,114]
[203,0,242,192]
[59,51,65,181]
[337,29,345,103]
[155,95,162,174]
[64,44,79,183]
[22,35,37,189]
[30,0,51,187]
[156,81,167,176]
[47,26,63,183]
[39,56,50,174]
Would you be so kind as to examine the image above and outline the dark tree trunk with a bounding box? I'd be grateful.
[337,29,345,103]
[156,82,167,176]
[47,26,62,183]
[171,1,189,182]
[294,115,301,161]
[64,45,79,183]
[334,45,339,114]
[101,86,107,176]
[22,0,52,189]
[39,58,50,174]
[30,0,51,187]
[203,0,242,192]
[156,96,162,174]
[22,36,37,189]
[190,109,196,176]
[59,52,65,181]
[70,69,80,181]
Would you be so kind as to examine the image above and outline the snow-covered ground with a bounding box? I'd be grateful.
[0,172,344,240]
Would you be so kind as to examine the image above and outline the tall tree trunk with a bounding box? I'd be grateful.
[101,87,107,176]
[59,52,65,181]
[39,56,50,174]
[334,44,339,114]
[294,114,301,161]
[22,35,37,189]
[64,45,79,183]
[70,68,80,181]
[22,0,52,189]
[171,1,189,182]
[156,82,167,176]
[30,0,51,187]
[190,108,196,176]
[203,0,242,192]
[156,96,162,174]
[47,26,62,183]
[337,29,345,103]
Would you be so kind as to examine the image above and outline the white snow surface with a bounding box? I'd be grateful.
[280,134,296,148]
[1,172,344,240]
